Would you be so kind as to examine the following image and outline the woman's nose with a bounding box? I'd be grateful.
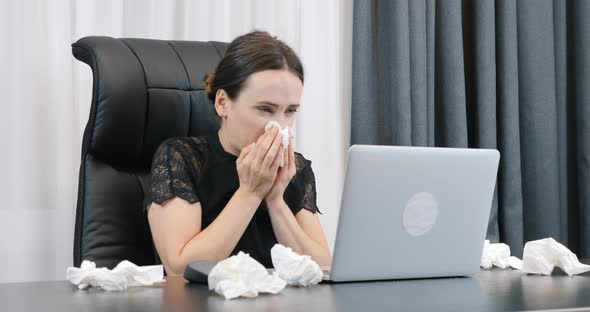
[272,117,287,128]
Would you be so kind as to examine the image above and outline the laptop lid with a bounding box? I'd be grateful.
[329,145,499,282]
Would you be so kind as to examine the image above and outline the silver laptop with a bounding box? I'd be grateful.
[322,144,500,282]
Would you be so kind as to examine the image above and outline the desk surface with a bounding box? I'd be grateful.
[3,268,590,312]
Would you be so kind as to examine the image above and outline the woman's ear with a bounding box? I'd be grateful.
[214,89,229,119]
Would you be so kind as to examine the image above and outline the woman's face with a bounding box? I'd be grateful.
[217,69,303,154]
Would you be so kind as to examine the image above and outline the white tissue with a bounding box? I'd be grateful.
[207,251,287,300]
[66,260,165,291]
[271,244,323,286]
[521,237,590,276]
[264,120,295,167]
[481,240,523,270]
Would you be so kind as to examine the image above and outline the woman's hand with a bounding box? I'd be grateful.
[264,136,296,206]
[236,127,283,200]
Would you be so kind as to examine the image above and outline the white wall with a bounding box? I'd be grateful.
[0,0,352,283]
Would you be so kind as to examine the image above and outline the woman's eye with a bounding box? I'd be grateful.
[257,107,272,113]
[257,107,298,114]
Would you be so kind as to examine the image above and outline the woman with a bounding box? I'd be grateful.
[146,31,332,276]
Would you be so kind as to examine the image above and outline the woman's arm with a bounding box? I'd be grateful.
[267,199,332,266]
[148,187,261,276]
[148,129,285,276]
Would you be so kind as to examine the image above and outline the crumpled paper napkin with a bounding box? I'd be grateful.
[208,244,323,299]
[264,120,295,167]
[207,251,287,300]
[66,260,165,291]
[521,237,590,276]
[481,237,590,276]
[271,244,323,286]
[481,240,523,270]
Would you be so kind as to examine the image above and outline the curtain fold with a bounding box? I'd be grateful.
[352,0,590,257]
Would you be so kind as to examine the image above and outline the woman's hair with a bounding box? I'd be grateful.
[203,31,304,103]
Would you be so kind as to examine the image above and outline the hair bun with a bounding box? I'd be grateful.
[203,73,215,97]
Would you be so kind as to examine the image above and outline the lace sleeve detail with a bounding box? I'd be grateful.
[297,156,322,215]
[149,139,200,206]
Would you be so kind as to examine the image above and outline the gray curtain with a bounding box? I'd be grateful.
[352,0,590,258]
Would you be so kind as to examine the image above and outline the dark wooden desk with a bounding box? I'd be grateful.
[2,268,590,311]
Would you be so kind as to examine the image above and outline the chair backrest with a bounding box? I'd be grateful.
[71,36,227,268]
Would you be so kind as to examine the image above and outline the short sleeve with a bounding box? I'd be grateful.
[298,159,322,215]
[148,139,200,207]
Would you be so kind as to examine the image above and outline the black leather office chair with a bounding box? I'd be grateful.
[71,36,227,269]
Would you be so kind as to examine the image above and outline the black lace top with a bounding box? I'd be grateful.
[144,132,321,268]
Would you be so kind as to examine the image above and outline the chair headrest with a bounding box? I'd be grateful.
[72,36,227,172]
